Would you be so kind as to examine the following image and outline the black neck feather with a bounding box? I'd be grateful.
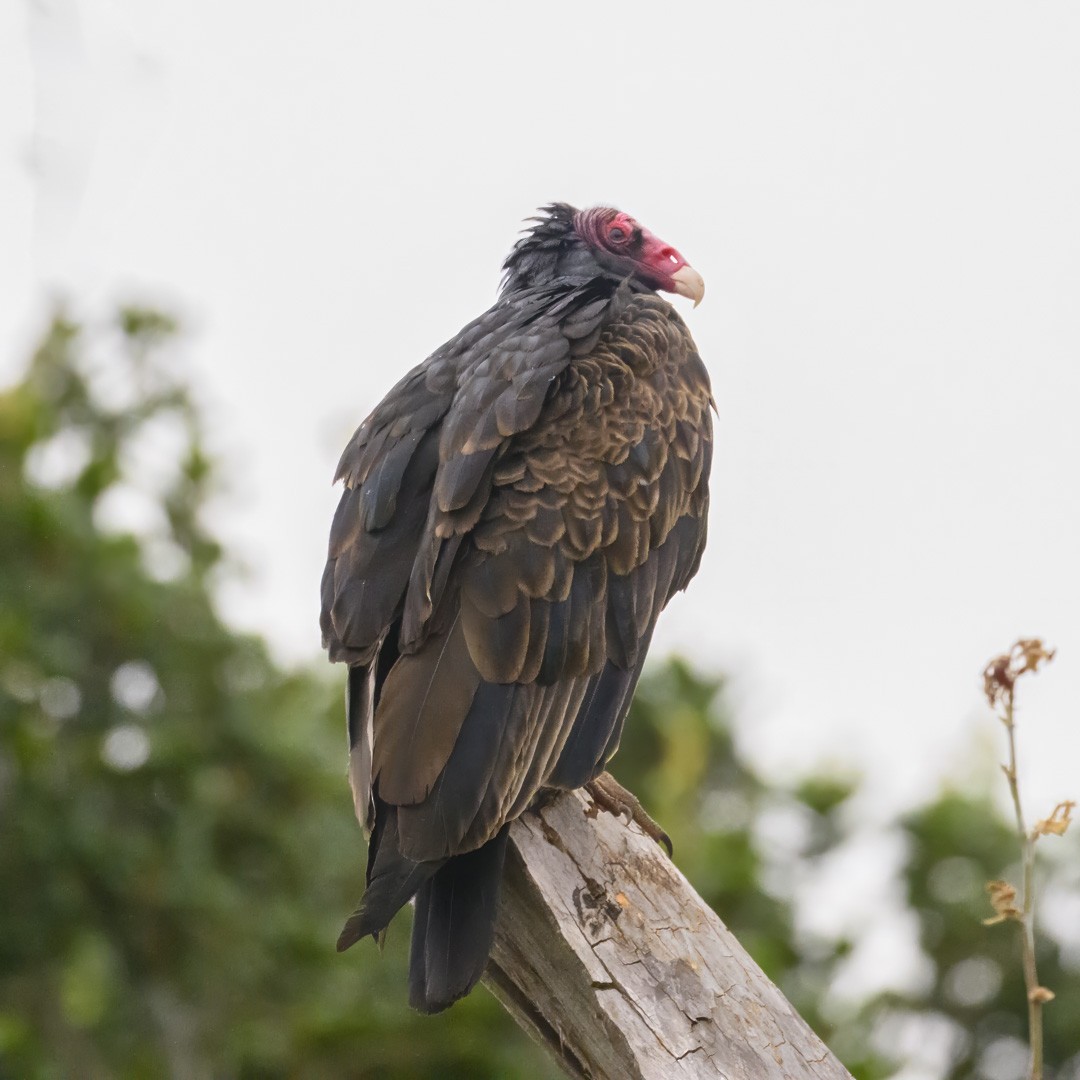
[500,203,602,296]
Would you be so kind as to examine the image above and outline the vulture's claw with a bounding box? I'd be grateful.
[584,772,673,857]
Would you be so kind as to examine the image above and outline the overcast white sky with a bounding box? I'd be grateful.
[2,1,1078,828]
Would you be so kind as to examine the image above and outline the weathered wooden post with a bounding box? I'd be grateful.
[484,789,853,1080]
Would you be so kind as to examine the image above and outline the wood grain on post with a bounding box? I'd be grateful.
[483,789,853,1080]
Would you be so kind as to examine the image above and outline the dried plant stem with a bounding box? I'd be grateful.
[983,640,1070,1078]
[1000,697,1043,1080]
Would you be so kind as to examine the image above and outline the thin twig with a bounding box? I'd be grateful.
[1000,693,1043,1080]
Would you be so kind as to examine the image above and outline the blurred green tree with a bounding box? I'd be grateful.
[0,311,552,1079]
[1,311,1075,1079]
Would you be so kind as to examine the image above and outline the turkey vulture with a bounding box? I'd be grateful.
[321,202,712,1013]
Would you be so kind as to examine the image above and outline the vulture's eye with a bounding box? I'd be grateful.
[608,226,627,243]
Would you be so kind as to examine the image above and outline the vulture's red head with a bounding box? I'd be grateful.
[573,207,705,307]
[502,203,705,305]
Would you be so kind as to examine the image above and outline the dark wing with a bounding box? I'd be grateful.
[324,288,712,954]
[321,283,605,827]
[409,293,712,859]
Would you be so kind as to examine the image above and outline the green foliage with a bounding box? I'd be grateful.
[1,310,1076,1078]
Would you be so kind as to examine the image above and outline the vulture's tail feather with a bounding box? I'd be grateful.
[337,801,442,952]
[408,825,511,1014]
[336,859,439,952]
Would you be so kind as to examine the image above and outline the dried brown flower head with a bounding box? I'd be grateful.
[1032,800,1075,839]
[983,879,1022,926]
[982,638,1057,710]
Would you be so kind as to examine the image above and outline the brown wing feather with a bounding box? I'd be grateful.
[325,283,712,949]
[372,613,480,806]
[389,295,712,862]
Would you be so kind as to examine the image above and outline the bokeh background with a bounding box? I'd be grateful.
[1,3,1078,1078]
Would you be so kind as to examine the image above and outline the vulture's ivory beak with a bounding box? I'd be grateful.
[671,265,705,307]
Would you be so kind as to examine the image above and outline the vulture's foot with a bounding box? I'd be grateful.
[584,772,673,856]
